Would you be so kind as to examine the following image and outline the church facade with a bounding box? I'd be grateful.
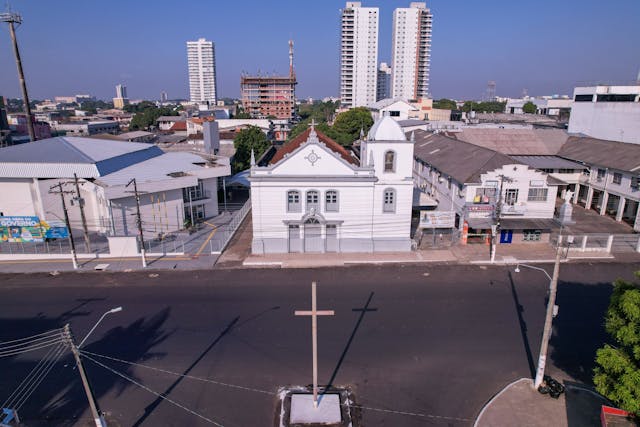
[249,117,414,254]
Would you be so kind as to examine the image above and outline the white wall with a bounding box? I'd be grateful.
[568,102,640,144]
[0,179,39,217]
[474,165,557,219]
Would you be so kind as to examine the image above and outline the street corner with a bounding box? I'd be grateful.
[474,377,611,427]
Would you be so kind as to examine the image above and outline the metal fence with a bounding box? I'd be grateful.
[0,238,109,255]
[210,200,251,254]
[143,237,185,255]
[552,233,640,254]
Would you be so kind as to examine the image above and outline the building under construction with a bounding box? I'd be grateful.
[241,41,297,120]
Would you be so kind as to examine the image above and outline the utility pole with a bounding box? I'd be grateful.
[49,182,78,269]
[63,324,106,427]
[74,173,91,253]
[126,178,147,268]
[491,174,512,262]
[1,11,36,142]
[533,233,564,389]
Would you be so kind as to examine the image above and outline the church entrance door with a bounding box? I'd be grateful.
[304,218,323,253]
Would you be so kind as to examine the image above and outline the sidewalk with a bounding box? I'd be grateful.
[475,378,610,427]
[240,241,631,269]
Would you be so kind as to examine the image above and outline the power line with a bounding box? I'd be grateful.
[81,353,224,426]
[13,343,68,411]
[0,337,66,358]
[79,350,471,423]
[3,342,68,410]
[0,328,65,347]
[80,350,273,396]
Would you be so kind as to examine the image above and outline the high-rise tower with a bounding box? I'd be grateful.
[187,38,218,105]
[391,2,432,100]
[340,2,379,108]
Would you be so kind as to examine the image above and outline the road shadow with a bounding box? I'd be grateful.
[564,380,610,427]
[507,271,536,380]
[322,292,377,401]
[549,281,613,384]
[132,316,239,427]
[0,306,173,426]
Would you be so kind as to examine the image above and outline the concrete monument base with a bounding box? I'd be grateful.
[290,394,341,424]
[277,386,356,427]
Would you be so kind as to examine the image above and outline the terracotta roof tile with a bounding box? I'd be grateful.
[269,127,357,166]
[169,121,186,131]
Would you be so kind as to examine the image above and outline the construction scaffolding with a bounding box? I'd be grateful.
[240,40,297,120]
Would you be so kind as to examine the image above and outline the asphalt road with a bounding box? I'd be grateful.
[0,262,635,426]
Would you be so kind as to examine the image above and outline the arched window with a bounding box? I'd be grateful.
[305,217,320,224]
[306,190,319,211]
[383,188,396,213]
[287,190,301,212]
[325,190,339,212]
[384,151,395,173]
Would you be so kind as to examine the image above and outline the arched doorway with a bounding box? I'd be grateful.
[304,217,323,252]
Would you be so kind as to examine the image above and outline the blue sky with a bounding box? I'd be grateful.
[0,0,638,101]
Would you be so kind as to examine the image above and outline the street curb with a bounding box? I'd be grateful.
[473,378,530,427]
[242,261,283,267]
[470,259,561,265]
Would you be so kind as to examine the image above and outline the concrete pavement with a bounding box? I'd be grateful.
[474,378,610,427]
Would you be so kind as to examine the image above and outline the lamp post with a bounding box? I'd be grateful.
[79,306,123,348]
[66,306,123,427]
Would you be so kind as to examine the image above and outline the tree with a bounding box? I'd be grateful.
[593,272,640,416]
[522,101,537,114]
[433,98,458,110]
[233,106,252,119]
[232,126,271,172]
[331,107,373,146]
[129,106,178,130]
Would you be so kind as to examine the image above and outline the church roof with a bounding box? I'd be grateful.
[269,127,357,166]
[367,116,407,141]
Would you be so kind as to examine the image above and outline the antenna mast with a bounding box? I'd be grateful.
[289,39,294,78]
[1,9,36,142]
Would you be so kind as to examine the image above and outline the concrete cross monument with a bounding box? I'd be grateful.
[295,281,335,408]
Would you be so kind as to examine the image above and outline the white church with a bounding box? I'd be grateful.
[249,116,415,254]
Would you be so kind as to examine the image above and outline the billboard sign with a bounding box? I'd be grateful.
[419,211,455,228]
[0,216,69,242]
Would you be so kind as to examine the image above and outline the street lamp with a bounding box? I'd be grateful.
[79,306,123,348]
[514,263,552,281]
[67,306,123,427]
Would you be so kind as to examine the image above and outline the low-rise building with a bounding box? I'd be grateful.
[413,130,559,244]
[53,121,120,136]
[0,137,231,238]
[558,136,640,230]
[368,98,419,121]
[156,116,185,131]
[250,117,414,254]
[568,84,640,144]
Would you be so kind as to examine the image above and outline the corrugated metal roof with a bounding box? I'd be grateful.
[0,136,164,178]
[413,130,520,184]
[510,155,586,170]
[97,152,225,186]
[455,128,569,155]
[558,136,640,173]
[0,136,154,163]
[0,163,100,178]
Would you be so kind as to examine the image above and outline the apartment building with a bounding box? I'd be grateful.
[187,38,218,105]
[391,2,433,100]
[340,2,379,108]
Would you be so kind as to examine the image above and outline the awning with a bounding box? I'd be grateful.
[413,188,438,208]
[500,218,556,230]
[466,218,493,229]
